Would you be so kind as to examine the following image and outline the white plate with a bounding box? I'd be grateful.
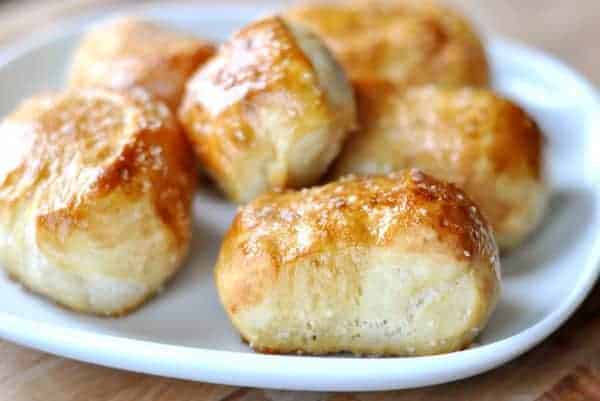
[0,3,599,392]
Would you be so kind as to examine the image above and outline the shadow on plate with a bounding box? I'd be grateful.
[502,188,597,276]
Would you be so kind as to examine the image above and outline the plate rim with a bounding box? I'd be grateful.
[0,3,599,392]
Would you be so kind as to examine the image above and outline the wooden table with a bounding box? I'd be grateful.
[0,1,598,400]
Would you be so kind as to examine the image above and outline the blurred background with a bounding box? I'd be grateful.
[0,0,597,86]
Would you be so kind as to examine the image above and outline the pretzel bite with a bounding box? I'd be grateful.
[0,88,195,316]
[285,0,489,87]
[178,16,357,203]
[333,84,547,249]
[69,18,216,110]
[216,170,500,356]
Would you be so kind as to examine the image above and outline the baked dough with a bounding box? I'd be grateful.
[0,88,196,316]
[69,17,216,110]
[285,0,489,87]
[216,170,500,356]
[333,84,548,249]
[178,16,356,203]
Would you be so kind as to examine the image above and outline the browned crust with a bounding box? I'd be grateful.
[0,88,196,315]
[332,84,545,248]
[352,83,544,178]
[69,18,216,110]
[0,89,196,247]
[216,169,500,315]
[178,16,337,195]
[285,1,489,87]
[234,170,497,257]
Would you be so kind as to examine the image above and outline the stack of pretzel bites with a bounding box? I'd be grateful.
[0,0,547,357]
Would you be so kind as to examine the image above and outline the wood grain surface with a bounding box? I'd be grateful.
[0,1,598,400]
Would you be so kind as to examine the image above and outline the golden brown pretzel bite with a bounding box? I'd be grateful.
[69,17,216,110]
[333,84,547,249]
[178,16,357,203]
[0,88,195,316]
[216,170,500,356]
[285,1,489,87]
